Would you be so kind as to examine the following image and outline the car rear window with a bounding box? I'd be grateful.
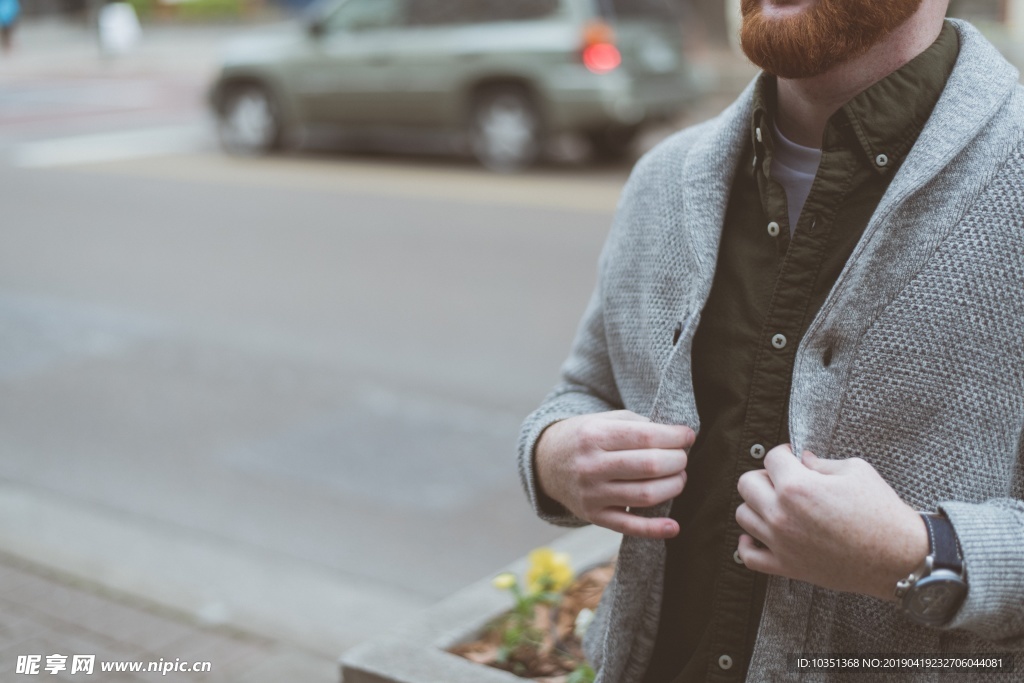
[596,0,677,20]
[406,0,560,26]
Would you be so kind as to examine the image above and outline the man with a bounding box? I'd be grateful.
[517,1,1024,681]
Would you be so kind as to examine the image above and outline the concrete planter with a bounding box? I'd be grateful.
[340,525,621,683]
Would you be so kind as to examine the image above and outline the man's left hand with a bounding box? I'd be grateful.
[735,444,929,602]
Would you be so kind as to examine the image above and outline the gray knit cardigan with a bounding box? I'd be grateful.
[518,20,1024,683]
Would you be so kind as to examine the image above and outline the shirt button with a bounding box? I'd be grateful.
[771,333,787,349]
[767,221,780,237]
[733,549,744,564]
[875,153,889,167]
[755,126,763,143]
[749,443,766,459]
[719,654,734,670]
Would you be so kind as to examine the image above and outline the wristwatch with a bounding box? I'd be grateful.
[895,512,968,626]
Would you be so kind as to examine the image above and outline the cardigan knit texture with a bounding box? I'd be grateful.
[518,20,1024,683]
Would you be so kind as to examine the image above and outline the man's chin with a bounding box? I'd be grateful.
[740,16,835,79]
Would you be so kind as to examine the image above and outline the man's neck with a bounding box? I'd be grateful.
[775,10,947,148]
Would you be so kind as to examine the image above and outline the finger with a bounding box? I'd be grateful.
[600,473,686,509]
[594,509,680,539]
[800,450,847,474]
[600,448,688,480]
[735,502,772,545]
[593,420,695,452]
[736,468,775,515]
[763,443,806,484]
[737,534,783,575]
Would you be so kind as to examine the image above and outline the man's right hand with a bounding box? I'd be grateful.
[533,410,694,539]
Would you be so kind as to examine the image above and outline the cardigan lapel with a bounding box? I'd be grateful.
[875,19,1020,210]
[643,81,755,428]
[595,83,759,683]
[789,19,1023,461]
[681,80,757,289]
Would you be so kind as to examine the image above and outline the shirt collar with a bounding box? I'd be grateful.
[749,75,776,179]
[748,20,960,176]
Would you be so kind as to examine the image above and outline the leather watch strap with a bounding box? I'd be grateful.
[921,512,963,574]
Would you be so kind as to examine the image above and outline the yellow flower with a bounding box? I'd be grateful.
[492,572,518,591]
[525,547,574,594]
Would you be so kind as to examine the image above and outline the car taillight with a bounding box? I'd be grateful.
[581,21,621,74]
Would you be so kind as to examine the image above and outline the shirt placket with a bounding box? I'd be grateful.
[703,136,854,683]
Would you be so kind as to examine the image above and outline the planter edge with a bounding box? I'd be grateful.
[339,525,621,683]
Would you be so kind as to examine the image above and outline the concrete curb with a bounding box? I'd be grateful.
[340,525,621,683]
[0,480,432,658]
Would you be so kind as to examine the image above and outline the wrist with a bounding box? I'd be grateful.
[532,420,571,512]
[877,506,930,602]
[894,511,968,626]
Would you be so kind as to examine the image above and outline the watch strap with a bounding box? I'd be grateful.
[921,512,963,575]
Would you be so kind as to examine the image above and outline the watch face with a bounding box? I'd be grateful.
[905,571,968,626]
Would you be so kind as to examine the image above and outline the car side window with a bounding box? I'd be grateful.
[405,0,467,26]
[599,0,677,20]
[477,0,559,22]
[324,0,405,33]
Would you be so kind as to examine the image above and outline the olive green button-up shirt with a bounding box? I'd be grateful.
[641,22,960,683]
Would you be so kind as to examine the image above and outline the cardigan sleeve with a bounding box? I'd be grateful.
[514,122,708,529]
[938,440,1024,646]
[516,282,625,527]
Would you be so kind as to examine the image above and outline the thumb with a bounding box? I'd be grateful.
[800,451,845,474]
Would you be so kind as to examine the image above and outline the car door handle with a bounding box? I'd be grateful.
[367,55,394,65]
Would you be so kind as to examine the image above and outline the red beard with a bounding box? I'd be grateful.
[740,0,924,79]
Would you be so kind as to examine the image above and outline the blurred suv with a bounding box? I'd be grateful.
[209,0,696,170]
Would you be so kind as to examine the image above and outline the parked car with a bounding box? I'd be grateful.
[209,0,696,170]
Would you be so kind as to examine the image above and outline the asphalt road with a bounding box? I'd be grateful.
[0,19,632,659]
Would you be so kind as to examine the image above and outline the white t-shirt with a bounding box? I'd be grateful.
[769,122,822,236]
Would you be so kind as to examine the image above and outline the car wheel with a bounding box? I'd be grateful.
[471,87,541,172]
[217,84,284,156]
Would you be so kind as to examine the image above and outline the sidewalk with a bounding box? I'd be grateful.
[0,17,284,81]
[0,552,338,682]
